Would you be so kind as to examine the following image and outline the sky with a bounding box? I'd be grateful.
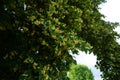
[75,0,120,80]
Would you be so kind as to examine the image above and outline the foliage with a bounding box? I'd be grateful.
[68,64,94,80]
[0,0,120,80]
[0,0,92,80]
[78,6,120,80]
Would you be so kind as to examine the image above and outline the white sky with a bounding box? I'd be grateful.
[74,51,102,80]
[75,0,120,80]
[100,0,120,22]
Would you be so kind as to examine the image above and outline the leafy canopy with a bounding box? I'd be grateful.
[68,64,94,80]
[0,0,120,80]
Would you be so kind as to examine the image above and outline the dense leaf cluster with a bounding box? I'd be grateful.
[0,0,120,80]
[68,64,94,80]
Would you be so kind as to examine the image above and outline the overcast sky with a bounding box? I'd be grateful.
[75,0,120,80]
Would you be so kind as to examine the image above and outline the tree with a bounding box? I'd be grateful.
[0,0,92,79]
[68,64,94,80]
[0,0,120,80]
[79,20,120,80]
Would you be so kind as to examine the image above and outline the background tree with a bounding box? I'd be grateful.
[68,64,94,80]
[0,0,120,80]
